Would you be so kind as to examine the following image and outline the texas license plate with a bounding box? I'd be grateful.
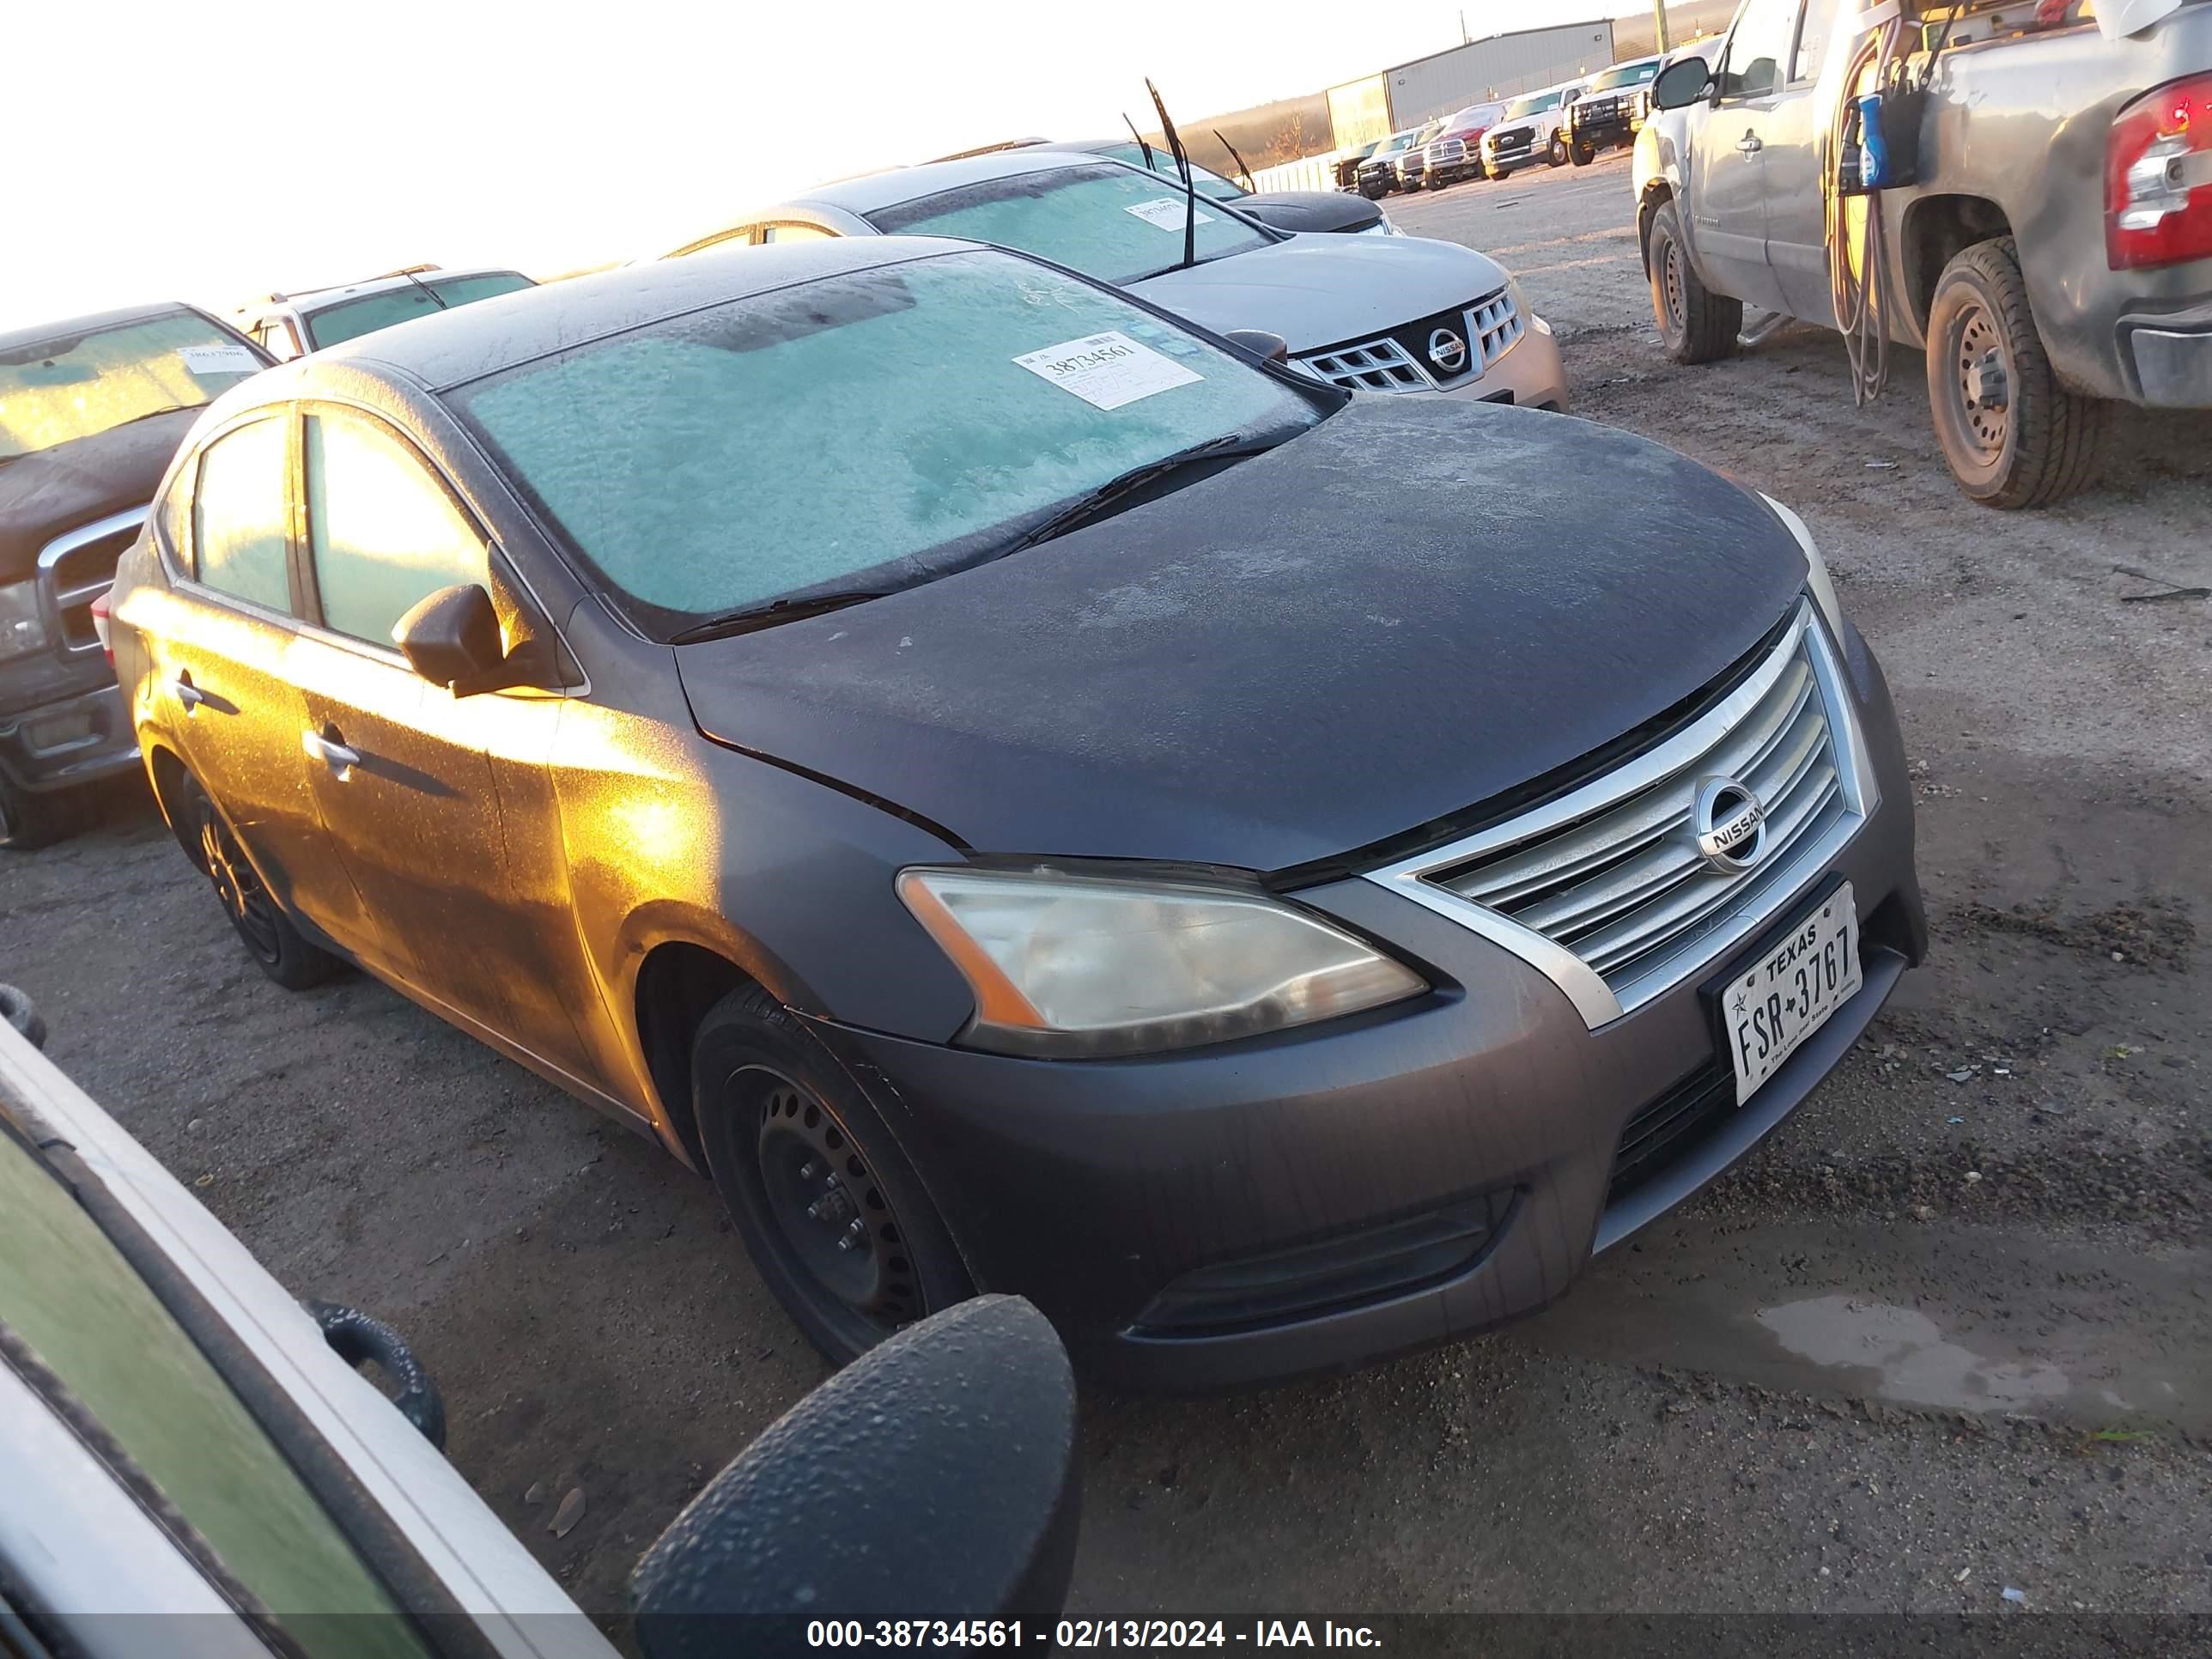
[1723,884,1861,1103]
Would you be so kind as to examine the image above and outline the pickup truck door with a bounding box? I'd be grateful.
[1686,0,1811,317]
[1763,0,1843,322]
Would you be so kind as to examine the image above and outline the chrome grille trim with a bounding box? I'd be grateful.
[1297,337,1429,392]
[1362,602,1879,1030]
[1294,285,1522,395]
[38,507,146,657]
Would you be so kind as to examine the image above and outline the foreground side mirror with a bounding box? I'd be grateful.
[630,1296,1080,1658]
[393,583,505,694]
[1651,58,1714,112]
[1224,327,1291,363]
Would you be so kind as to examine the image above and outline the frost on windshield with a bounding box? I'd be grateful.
[458,252,1304,623]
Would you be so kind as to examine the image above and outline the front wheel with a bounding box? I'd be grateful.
[1647,198,1742,365]
[695,984,972,1366]
[173,772,343,990]
[1924,235,2108,508]
[1548,135,1570,167]
[1570,139,1595,167]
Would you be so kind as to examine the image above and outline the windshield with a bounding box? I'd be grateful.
[1094,143,1246,202]
[1504,91,1559,118]
[450,250,1322,635]
[0,313,263,460]
[865,164,1271,286]
[1589,61,1662,92]
[301,271,535,350]
[1376,131,1419,155]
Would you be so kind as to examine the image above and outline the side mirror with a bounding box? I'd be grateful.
[1651,58,1713,112]
[1224,328,1291,364]
[630,1296,1080,1658]
[392,583,505,695]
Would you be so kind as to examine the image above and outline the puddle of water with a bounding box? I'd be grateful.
[1756,1295,2071,1413]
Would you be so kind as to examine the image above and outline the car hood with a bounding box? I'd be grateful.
[676,399,1808,872]
[1129,234,1510,354]
[1232,191,1384,235]
[0,410,193,580]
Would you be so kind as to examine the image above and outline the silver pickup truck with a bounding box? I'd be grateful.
[1634,0,2211,506]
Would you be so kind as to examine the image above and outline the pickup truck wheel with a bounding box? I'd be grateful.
[1648,198,1742,365]
[1571,139,1595,167]
[695,983,972,1367]
[173,772,343,990]
[1548,135,1570,167]
[1926,236,2108,509]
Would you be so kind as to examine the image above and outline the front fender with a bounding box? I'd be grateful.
[1633,117,1692,277]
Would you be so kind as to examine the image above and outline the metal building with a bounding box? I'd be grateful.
[1327,19,1620,148]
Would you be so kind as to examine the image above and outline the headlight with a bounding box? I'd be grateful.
[896,866,1426,1058]
[1759,492,1844,640]
[0,581,49,663]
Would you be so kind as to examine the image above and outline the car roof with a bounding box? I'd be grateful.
[783,149,1129,218]
[0,301,202,356]
[265,267,531,316]
[305,236,988,393]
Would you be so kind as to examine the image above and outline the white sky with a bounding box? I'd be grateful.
[12,0,1626,331]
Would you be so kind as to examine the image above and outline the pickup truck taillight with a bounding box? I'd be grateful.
[89,591,113,665]
[2106,70,2212,270]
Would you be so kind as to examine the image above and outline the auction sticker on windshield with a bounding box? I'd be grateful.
[179,343,262,377]
[1126,198,1216,231]
[1725,884,1860,1103]
[1012,331,1202,410]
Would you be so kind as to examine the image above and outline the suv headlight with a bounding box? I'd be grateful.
[1759,492,1844,640]
[0,581,50,663]
[896,867,1426,1058]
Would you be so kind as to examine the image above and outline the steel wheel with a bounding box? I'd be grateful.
[746,1066,921,1346]
[1658,234,1688,338]
[1942,301,2011,466]
[197,805,284,964]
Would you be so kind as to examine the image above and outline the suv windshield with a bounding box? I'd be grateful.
[0,313,263,460]
[1588,60,1662,92]
[451,250,1322,635]
[302,272,535,350]
[1094,143,1246,202]
[865,164,1271,285]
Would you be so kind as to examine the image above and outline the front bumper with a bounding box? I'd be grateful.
[0,681,138,797]
[1434,319,1570,412]
[810,622,1922,1390]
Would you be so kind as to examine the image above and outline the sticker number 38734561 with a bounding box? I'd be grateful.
[1012,331,1204,410]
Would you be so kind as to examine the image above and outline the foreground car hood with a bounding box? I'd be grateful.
[1129,234,1509,352]
[0,410,194,580]
[1233,191,1383,235]
[678,400,1807,872]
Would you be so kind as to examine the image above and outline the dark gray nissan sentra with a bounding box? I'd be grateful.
[107,237,1923,1388]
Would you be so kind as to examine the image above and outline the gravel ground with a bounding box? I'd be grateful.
[3,149,2208,1634]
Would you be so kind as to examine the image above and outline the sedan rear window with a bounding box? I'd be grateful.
[449,250,1318,633]
[863,163,1271,285]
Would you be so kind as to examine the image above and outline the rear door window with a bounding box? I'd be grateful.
[191,416,295,613]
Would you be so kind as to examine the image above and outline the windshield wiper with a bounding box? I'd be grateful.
[1000,432,1284,556]
[109,404,202,429]
[667,590,884,645]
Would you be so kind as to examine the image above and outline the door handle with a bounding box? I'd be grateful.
[303,726,363,781]
[1736,132,1764,155]
[174,672,211,713]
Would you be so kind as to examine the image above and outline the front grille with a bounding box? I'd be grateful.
[1297,335,1430,391]
[1429,138,1466,166]
[1490,125,1534,153]
[1132,1188,1516,1337]
[1297,287,1523,394]
[39,514,143,656]
[1606,1060,1738,1204]
[1417,604,1864,1015]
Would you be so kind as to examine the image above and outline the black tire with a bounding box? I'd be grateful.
[1647,198,1742,365]
[1571,140,1595,167]
[0,777,82,852]
[173,771,343,990]
[1924,235,2109,509]
[0,984,46,1049]
[1548,135,1570,167]
[694,983,971,1366]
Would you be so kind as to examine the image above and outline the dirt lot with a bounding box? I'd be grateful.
[4,150,2209,1631]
